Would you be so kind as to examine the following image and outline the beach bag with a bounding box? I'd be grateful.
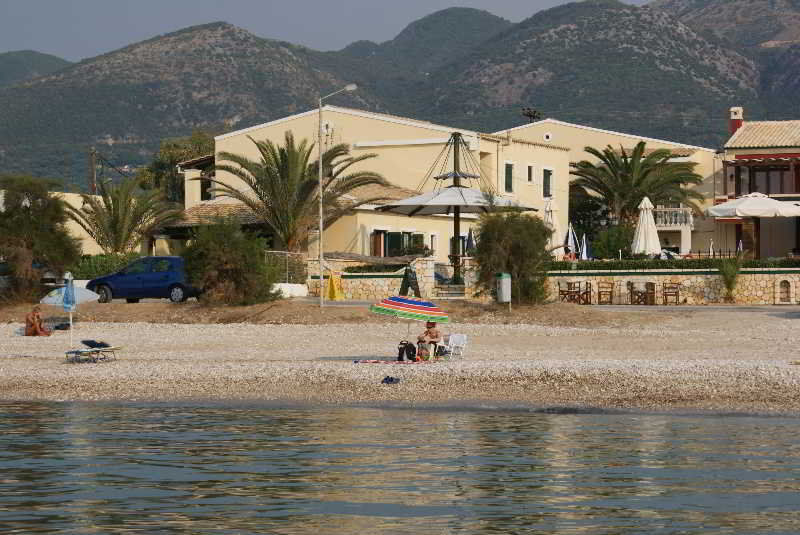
[397,340,417,361]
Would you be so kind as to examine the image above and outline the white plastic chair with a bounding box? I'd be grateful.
[445,334,467,359]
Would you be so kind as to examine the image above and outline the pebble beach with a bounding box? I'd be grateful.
[3,306,800,414]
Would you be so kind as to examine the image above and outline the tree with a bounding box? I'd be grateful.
[0,174,81,297]
[570,141,703,224]
[182,218,280,306]
[65,176,180,254]
[591,225,635,260]
[569,184,609,243]
[137,130,215,203]
[472,211,551,304]
[209,132,388,252]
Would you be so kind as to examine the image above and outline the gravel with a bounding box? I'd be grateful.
[3,309,800,414]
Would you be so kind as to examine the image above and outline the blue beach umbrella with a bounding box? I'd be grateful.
[41,272,99,348]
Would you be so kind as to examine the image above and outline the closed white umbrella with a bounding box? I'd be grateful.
[632,197,661,256]
[543,199,563,257]
[564,223,579,258]
[705,192,800,218]
[709,238,715,258]
[40,272,99,348]
[737,240,743,254]
[580,234,589,260]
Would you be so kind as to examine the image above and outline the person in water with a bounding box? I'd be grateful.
[417,321,442,359]
[25,305,52,336]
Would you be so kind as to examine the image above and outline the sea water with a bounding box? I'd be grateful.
[1,402,799,534]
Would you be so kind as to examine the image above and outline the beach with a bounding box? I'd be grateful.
[2,304,800,413]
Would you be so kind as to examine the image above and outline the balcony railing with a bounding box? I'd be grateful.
[653,208,693,229]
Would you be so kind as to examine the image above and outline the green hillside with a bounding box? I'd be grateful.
[0,50,71,87]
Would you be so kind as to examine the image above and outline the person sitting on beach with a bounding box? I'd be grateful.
[25,305,52,337]
[417,321,442,359]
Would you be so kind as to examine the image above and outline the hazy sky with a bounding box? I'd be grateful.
[1,0,647,61]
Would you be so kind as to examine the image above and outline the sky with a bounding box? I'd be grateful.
[1,0,647,62]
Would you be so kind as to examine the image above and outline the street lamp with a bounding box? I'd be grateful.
[318,83,357,307]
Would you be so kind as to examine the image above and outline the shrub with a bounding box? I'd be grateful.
[69,252,142,280]
[472,211,550,304]
[718,256,743,303]
[343,264,407,273]
[591,225,635,259]
[182,219,279,306]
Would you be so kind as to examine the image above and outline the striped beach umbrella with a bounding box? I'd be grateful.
[370,296,449,324]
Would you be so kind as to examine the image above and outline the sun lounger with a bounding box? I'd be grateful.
[65,340,121,363]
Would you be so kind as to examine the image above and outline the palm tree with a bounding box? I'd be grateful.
[570,141,704,224]
[208,132,388,251]
[66,177,181,254]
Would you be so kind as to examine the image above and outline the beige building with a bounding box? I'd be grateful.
[717,107,800,258]
[495,119,723,255]
[178,106,572,263]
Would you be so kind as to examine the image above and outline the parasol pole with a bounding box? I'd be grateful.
[69,310,73,348]
[452,132,462,284]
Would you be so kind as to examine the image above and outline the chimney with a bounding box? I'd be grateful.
[729,107,744,135]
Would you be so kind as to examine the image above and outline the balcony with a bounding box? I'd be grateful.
[653,208,693,229]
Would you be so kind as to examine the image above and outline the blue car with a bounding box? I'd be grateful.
[86,256,198,304]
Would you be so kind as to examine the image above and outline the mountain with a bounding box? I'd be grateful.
[422,0,759,146]
[1,3,797,186]
[649,0,800,50]
[340,7,512,73]
[0,22,381,183]
[649,0,800,116]
[0,50,71,87]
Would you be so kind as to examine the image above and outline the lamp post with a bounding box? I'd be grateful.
[318,83,357,307]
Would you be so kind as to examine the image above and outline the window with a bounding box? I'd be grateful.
[504,163,514,193]
[527,165,534,183]
[200,175,213,201]
[152,259,171,273]
[430,234,437,255]
[543,168,553,198]
[371,230,424,257]
[122,259,150,275]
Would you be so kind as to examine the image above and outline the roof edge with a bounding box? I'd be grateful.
[496,118,716,153]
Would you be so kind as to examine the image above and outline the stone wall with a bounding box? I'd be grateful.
[308,257,437,301]
[547,268,800,305]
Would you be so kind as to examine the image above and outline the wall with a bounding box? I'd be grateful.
[307,257,436,301]
[210,106,571,264]
[55,193,104,255]
[501,119,723,253]
[548,268,800,305]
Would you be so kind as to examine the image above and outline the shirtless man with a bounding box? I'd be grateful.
[417,321,442,358]
[25,305,51,336]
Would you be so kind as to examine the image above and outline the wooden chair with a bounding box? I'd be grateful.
[558,281,580,303]
[578,282,592,305]
[597,282,614,305]
[644,282,656,305]
[628,282,656,305]
[663,282,680,305]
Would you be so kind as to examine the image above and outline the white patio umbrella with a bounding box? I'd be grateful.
[705,192,800,218]
[543,199,563,257]
[737,240,743,254]
[709,238,715,258]
[40,272,99,348]
[631,197,661,256]
[564,223,579,257]
[580,234,590,260]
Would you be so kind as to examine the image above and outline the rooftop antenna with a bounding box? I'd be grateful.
[521,107,543,123]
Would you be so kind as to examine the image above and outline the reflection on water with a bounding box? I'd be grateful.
[1,403,799,534]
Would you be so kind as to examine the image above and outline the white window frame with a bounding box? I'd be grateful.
[503,161,515,194]
[541,166,555,199]
[429,233,438,255]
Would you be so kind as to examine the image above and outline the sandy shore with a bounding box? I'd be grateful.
[3,307,800,413]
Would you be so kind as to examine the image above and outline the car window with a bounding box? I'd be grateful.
[152,259,171,273]
[123,259,150,275]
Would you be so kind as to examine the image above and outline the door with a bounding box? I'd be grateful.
[115,258,152,297]
[138,257,173,298]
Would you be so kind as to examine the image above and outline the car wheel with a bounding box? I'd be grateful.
[126,298,140,303]
[169,285,187,303]
[97,285,112,303]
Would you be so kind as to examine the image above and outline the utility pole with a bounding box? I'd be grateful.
[88,147,97,194]
[521,107,543,123]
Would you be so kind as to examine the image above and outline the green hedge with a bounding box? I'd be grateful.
[69,253,142,280]
[546,257,800,272]
[343,264,407,273]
